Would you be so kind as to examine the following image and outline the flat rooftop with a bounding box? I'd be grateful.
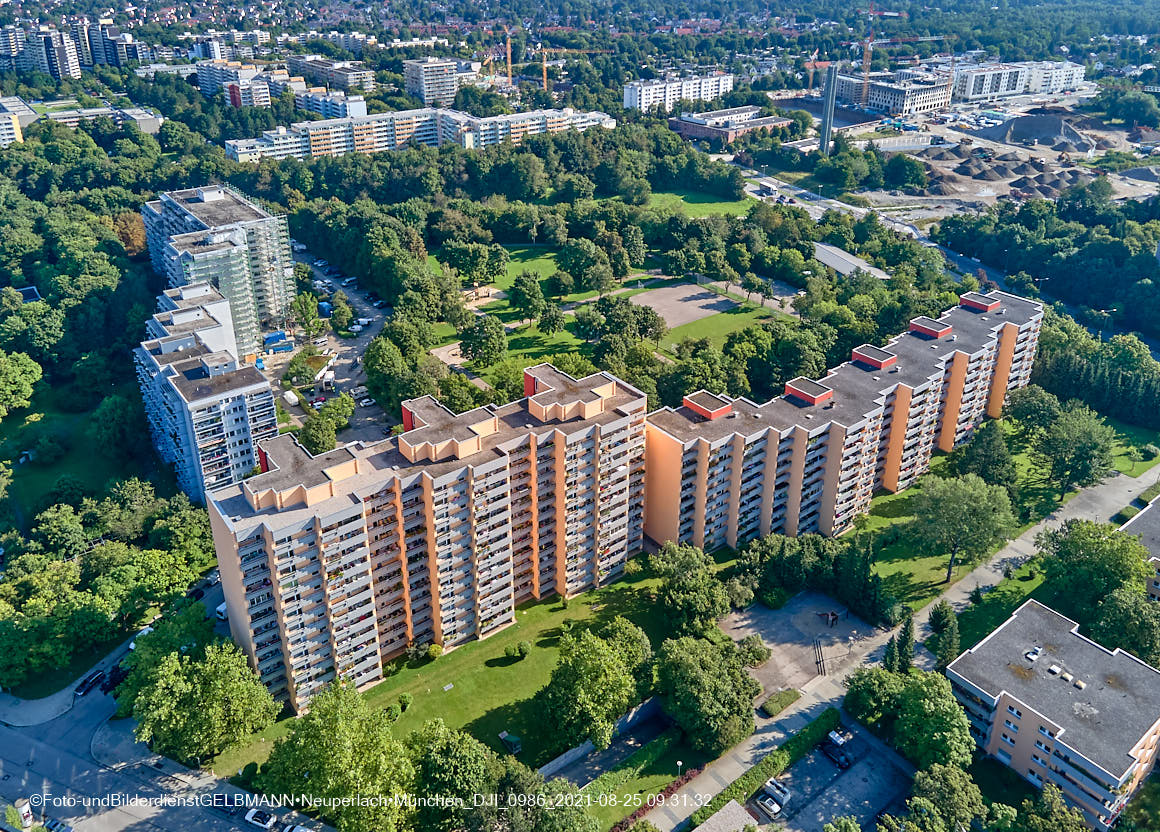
[168,355,269,403]
[162,185,270,228]
[948,600,1160,778]
[813,242,890,281]
[647,290,1041,445]
[1121,497,1160,560]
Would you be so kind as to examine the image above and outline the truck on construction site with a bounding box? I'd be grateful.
[269,340,294,354]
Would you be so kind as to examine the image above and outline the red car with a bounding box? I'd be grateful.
[310,396,326,405]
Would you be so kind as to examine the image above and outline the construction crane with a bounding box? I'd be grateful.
[535,46,612,91]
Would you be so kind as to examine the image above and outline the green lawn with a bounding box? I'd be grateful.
[659,305,776,354]
[953,561,1047,651]
[1108,416,1160,477]
[214,566,672,777]
[584,730,710,831]
[478,320,588,384]
[969,756,1037,808]
[646,190,754,218]
[0,384,174,527]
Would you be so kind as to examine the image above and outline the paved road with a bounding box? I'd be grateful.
[643,463,1160,831]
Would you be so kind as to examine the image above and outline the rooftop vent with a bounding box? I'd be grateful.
[949,335,957,342]
[1025,646,1042,662]
[1074,679,1086,690]
[1061,672,1074,683]
[872,376,881,381]
[997,308,1006,315]
[1048,664,1061,675]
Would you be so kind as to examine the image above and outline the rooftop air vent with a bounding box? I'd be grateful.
[1025,646,1042,662]
[1061,672,1074,683]
[872,376,881,381]
[1048,664,1061,675]
[1074,679,1086,690]
[949,335,957,342]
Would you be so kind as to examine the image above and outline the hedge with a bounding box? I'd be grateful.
[1113,505,1140,525]
[1139,481,1160,505]
[583,728,681,797]
[689,707,841,827]
[760,688,801,719]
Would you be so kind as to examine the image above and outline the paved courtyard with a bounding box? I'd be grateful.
[722,592,876,694]
[628,283,739,328]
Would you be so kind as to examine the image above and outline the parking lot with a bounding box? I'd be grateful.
[750,729,910,832]
[627,283,739,328]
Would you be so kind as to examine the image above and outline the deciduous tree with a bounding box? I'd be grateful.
[911,474,1015,583]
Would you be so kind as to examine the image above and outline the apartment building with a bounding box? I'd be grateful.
[0,111,20,148]
[297,89,367,119]
[142,186,295,360]
[947,600,1160,830]
[667,106,792,142]
[623,73,735,112]
[0,26,26,60]
[224,107,616,162]
[1025,61,1086,93]
[951,63,1030,102]
[207,364,647,712]
[23,29,82,80]
[45,106,163,134]
[287,54,376,91]
[403,57,479,106]
[834,70,952,116]
[227,80,272,108]
[196,59,264,96]
[644,291,1041,548]
[135,283,276,502]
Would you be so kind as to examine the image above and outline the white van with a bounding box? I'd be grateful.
[215,602,228,621]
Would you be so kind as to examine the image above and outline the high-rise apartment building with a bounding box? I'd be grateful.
[23,29,82,80]
[287,54,376,91]
[644,291,1041,547]
[135,283,276,502]
[196,59,264,96]
[623,73,735,112]
[226,80,272,108]
[142,186,295,360]
[0,26,26,60]
[947,600,1160,830]
[403,57,479,106]
[224,107,616,162]
[207,365,647,711]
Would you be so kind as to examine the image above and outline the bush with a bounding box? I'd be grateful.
[1144,444,1159,460]
[517,640,531,658]
[759,688,801,718]
[504,644,520,659]
[398,693,412,712]
[386,703,402,721]
[725,576,754,609]
[689,708,841,827]
[427,644,443,660]
[737,634,771,667]
[756,586,791,609]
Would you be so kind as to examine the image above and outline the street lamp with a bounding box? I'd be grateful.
[676,760,684,778]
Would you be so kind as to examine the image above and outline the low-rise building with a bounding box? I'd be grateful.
[623,73,735,112]
[667,106,791,142]
[44,105,164,133]
[135,283,276,502]
[208,364,647,712]
[296,89,367,118]
[834,70,951,115]
[224,107,615,162]
[947,600,1160,830]
[1119,495,1160,603]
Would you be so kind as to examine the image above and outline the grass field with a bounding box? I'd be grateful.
[214,567,672,777]
[478,320,588,383]
[647,190,754,218]
[1125,775,1160,829]
[0,384,173,527]
[954,560,1047,651]
[1109,416,1160,477]
[659,305,776,353]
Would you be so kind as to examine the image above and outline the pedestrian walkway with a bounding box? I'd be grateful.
[643,463,1160,831]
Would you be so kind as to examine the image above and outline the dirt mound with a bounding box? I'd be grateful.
[975,167,1005,181]
[1054,141,1080,152]
[996,152,1023,161]
[971,114,1092,150]
[928,181,960,195]
[991,163,1017,177]
[1120,166,1160,184]
[1013,162,1039,175]
[1097,138,1116,150]
[944,145,970,159]
[1010,176,1033,189]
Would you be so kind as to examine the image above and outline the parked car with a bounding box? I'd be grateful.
[310,396,327,405]
[755,794,781,820]
[207,568,220,586]
[99,663,129,694]
[311,401,324,411]
[75,670,105,696]
[129,626,154,651]
[311,337,328,346]
[244,809,278,830]
[280,825,312,832]
[820,739,852,769]
[358,398,374,407]
[216,602,228,621]
[763,776,791,807]
[349,324,363,333]
[372,299,388,309]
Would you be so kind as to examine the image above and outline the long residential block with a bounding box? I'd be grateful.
[947,600,1160,830]
[224,107,616,162]
[207,365,647,712]
[644,291,1041,548]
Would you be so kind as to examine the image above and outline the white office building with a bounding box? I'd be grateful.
[135,283,276,502]
[622,74,734,112]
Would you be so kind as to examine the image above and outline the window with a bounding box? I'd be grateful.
[1007,705,1023,718]
[1004,719,1019,733]
[1038,726,1055,739]
[1001,734,1016,747]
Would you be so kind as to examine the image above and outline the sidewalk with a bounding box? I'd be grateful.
[643,463,1160,831]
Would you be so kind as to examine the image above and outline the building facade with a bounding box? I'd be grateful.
[403,57,479,106]
[287,54,376,91]
[947,600,1160,830]
[135,283,277,502]
[0,111,21,148]
[24,29,82,80]
[951,63,1029,102]
[224,107,616,162]
[226,80,272,108]
[142,185,295,360]
[297,89,367,119]
[834,71,952,115]
[623,73,735,112]
[207,365,647,712]
[196,59,264,96]
[644,291,1042,546]
[1024,61,1086,93]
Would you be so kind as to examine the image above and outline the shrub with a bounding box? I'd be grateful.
[759,688,801,718]
[386,703,402,721]
[725,576,754,609]
[1144,444,1159,460]
[756,586,791,609]
[737,634,771,667]
[504,644,520,659]
[517,640,531,658]
[427,644,443,660]
[689,708,841,827]
[398,693,412,712]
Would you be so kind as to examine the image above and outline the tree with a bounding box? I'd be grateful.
[539,304,566,335]
[882,636,900,674]
[32,503,88,559]
[0,349,42,420]
[509,271,546,324]
[298,413,338,454]
[407,719,495,832]
[823,819,861,832]
[653,543,730,636]
[952,420,1016,498]
[1004,385,1060,440]
[928,601,961,670]
[1017,783,1089,832]
[292,292,324,337]
[897,612,915,674]
[883,154,929,189]
[1033,402,1115,496]
[893,672,973,769]
[1038,520,1150,625]
[330,290,354,332]
[655,637,760,754]
[911,764,985,831]
[910,474,1015,583]
[283,344,320,387]
[133,642,278,763]
[89,394,140,459]
[1090,587,1160,665]
[602,616,654,700]
[264,681,414,832]
[461,756,597,832]
[538,629,636,750]
[459,314,506,366]
[115,603,215,717]
[843,667,905,733]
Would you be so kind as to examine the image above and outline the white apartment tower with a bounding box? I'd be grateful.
[623,74,735,112]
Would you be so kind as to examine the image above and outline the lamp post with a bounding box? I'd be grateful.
[676,760,684,778]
